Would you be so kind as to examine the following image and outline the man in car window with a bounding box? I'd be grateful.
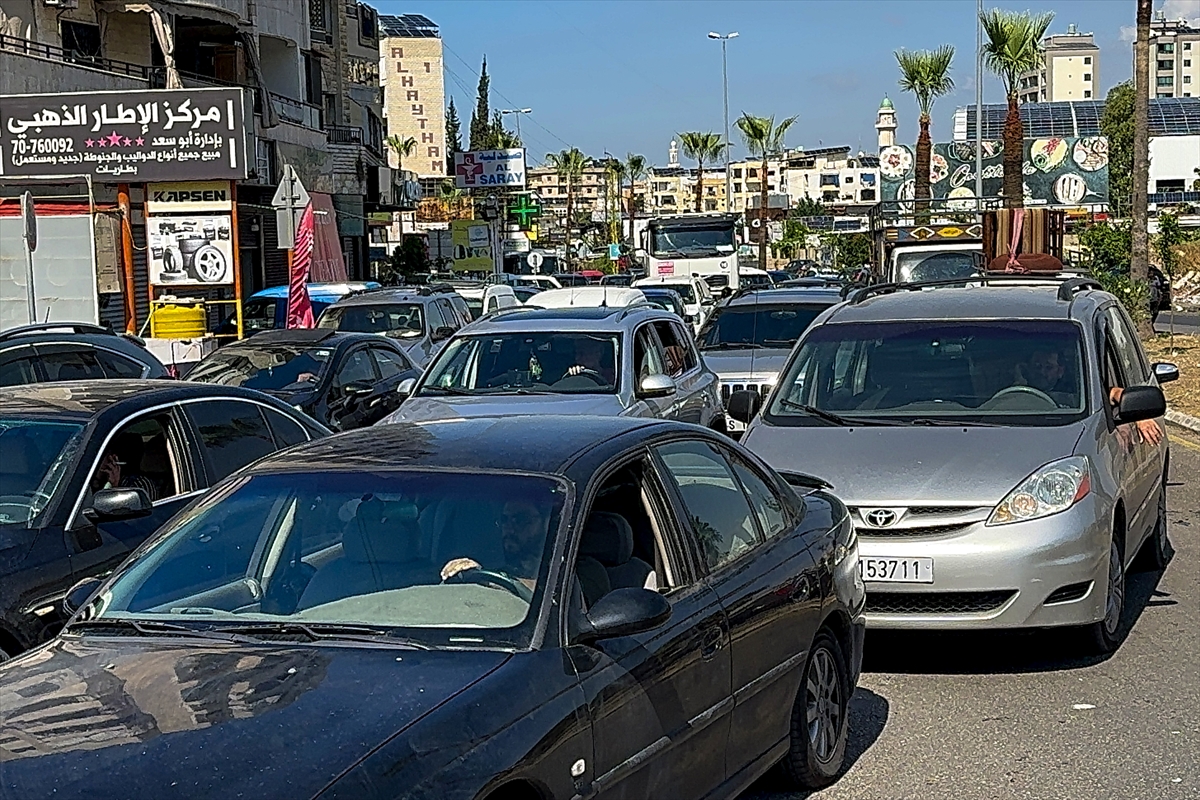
[566,337,616,385]
[1015,347,1069,399]
[89,444,159,502]
[440,498,549,590]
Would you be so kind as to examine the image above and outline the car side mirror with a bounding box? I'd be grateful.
[727,389,763,424]
[1115,385,1166,424]
[342,381,374,398]
[431,326,455,342]
[63,576,105,617]
[1152,362,1180,384]
[396,377,416,398]
[637,373,676,399]
[581,587,671,642]
[83,487,152,523]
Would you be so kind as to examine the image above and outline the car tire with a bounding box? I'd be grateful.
[780,630,850,790]
[1135,479,1170,572]
[1084,535,1126,655]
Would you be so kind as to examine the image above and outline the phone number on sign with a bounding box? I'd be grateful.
[10,137,75,155]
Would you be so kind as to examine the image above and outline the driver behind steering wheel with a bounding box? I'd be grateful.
[440,498,549,591]
[1013,347,1071,406]
[565,336,616,385]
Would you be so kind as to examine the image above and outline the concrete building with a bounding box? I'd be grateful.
[783,147,879,206]
[1147,13,1200,99]
[379,14,446,179]
[1018,24,1099,104]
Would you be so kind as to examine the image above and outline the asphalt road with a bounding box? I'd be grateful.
[1156,311,1200,336]
[742,425,1200,800]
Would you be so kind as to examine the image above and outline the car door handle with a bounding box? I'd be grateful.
[700,626,724,660]
[789,575,812,602]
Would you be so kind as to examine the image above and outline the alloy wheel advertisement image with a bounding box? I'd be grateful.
[148,215,234,285]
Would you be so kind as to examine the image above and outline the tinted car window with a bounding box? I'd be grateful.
[634,326,666,379]
[263,408,310,448]
[1105,306,1148,384]
[243,299,278,333]
[653,321,691,378]
[422,333,621,395]
[699,304,830,350]
[369,346,411,379]
[187,401,279,483]
[320,303,425,339]
[730,456,789,538]
[0,353,38,386]
[0,418,84,524]
[425,300,446,330]
[333,349,378,388]
[657,440,762,570]
[39,347,106,381]
[96,349,147,378]
[188,344,334,391]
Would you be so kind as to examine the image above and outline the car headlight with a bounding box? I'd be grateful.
[987,456,1090,526]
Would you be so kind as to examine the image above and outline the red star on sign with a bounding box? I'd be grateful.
[97,139,107,148]
[455,154,483,185]
[107,131,123,146]
[135,137,145,146]
[84,139,94,147]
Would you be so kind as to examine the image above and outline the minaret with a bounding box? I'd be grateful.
[668,139,680,168]
[876,96,897,151]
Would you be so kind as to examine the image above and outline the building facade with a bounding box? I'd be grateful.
[379,14,446,179]
[1018,25,1099,104]
[1147,13,1200,99]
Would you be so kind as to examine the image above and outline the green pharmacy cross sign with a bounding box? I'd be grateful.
[509,194,541,228]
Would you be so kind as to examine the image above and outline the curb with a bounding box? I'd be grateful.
[1166,409,1200,434]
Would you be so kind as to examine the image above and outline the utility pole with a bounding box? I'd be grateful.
[709,32,739,210]
[1131,0,1152,333]
[975,0,984,206]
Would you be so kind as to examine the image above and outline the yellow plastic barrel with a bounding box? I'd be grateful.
[150,301,207,339]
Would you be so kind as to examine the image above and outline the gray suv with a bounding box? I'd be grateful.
[381,305,724,428]
[316,286,473,367]
[730,276,1178,653]
[698,287,844,434]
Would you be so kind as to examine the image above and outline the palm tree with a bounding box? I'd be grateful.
[981,9,1054,208]
[545,147,589,269]
[386,135,417,171]
[895,46,955,213]
[625,153,648,253]
[736,113,798,270]
[1131,0,1152,331]
[678,132,723,213]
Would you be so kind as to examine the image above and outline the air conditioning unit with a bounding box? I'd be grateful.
[43,0,80,7]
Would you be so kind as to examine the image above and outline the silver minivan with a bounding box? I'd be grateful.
[730,276,1177,653]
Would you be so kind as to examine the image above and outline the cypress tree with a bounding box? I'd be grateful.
[468,57,491,150]
[445,97,462,171]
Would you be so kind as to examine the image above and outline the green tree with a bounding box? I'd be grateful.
[1100,83,1134,218]
[545,147,590,268]
[792,197,828,218]
[489,110,521,149]
[624,153,648,251]
[895,46,955,212]
[823,232,873,274]
[385,237,429,284]
[678,132,723,213]
[772,218,813,259]
[468,57,491,151]
[980,9,1054,208]
[386,135,417,171]
[735,113,798,270]
[1078,221,1133,273]
[445,97,462,172]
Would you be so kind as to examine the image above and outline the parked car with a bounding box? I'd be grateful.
[4,415,864,798]
[316,286,472,368]
[489,273,563,291]
[0,380,327,660]
[600,273,634,286]
[737,267,776,290]
[529,286,647,309]
[730,275,1178,653]
[699,287,845,434]
[553,272,590,287]
[633,275,717,333]
[0,323,168,386]
[450,282,521,319]
[639,286,689,321]
[186,330,419,431]
[382,305,724,430]
[512,285,542,304]
[215,282,381,337]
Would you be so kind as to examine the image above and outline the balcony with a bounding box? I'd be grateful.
[271,93,322,129]
[0,33,151,94]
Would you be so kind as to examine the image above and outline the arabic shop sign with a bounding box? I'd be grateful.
[453,148,526,189]
[0,88,248,182]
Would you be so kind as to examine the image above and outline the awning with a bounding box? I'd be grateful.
[309,192,347,282]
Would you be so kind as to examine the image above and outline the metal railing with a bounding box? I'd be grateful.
[269,93,322,130]
[328,125,363,145]
[0,33,151,80]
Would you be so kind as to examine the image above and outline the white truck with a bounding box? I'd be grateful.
[886,242,985,284]
[639,213,743,288]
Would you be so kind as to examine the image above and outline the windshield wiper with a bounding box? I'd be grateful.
[700,342,765,351]
[66,617,258,643]
[907,417,1005,428]
[214,622,431,649]
[777,399,901,427]
[421,385,476,396]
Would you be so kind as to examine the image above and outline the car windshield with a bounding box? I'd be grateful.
[0,418,85,525]
[421,333,621,396]
[89,470,566,648]
[650,222,736,257]
[188,345,334,391]
[739,273,773,289]
[464,297,484,319]
[700,303,830,350]
[769,320,1088,426]
[646,283,695,303]
[644,293,684,316]
[242,299,277,332]
[895,251,981,283]
[319,303,424,338]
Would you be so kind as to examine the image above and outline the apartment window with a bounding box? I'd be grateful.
[1187,42,1194,51]
[820,174,839,187]
[61,20,102,61]
[732,168,742,178]
[1187,60,1194,67]
[310,0,330,32]
[1159,43,1176,54]
[860,189,876,201]
[748,168,758,178]
[1187,76,1194,84]
[1158,92,1175,98]
[1084,90,1092,98]
[360,6,377,43]
[1158,60,1175,71]
[1084,56,1092,65]
[1159,76,1176,87]
[844,175,854,184]
[1083,73,1092,82]
[255,139,276,184]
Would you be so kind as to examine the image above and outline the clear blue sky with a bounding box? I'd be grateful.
[374,0,1170,166]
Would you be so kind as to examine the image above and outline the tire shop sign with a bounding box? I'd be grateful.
[148,215,234,286]
[0,88,248,182]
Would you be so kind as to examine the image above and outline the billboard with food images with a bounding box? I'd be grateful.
[879,137,1109,207]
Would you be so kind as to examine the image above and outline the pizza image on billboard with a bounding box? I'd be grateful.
[148,215,233,285]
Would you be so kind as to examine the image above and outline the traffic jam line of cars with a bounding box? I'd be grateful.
[0,269,1179,799]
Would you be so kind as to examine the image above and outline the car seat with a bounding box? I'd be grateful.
[578,512,653,598]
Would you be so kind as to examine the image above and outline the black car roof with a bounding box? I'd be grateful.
[219,329,378,347]
[0,380,294,419]
[254,415,672,476]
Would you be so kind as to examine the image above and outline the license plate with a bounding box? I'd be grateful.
[858,556,934,583]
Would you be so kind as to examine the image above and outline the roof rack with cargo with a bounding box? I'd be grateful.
[846,272,1102,305]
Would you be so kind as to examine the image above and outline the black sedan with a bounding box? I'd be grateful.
[0,416,865,799]
[0,322,169,385]
[0,381,327,660]
[186,329,420,431]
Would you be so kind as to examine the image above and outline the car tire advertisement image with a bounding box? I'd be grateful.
[148,215,234,285]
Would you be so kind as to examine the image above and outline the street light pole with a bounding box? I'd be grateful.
[709,32,738,211]
[975,0,984,206]
[500,108,532,143]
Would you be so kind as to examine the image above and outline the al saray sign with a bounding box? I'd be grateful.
[453,149,526,189]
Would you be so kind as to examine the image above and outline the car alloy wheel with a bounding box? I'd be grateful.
[1102,537,1125,638]
[192,245,227,282]
[782,631,849,789]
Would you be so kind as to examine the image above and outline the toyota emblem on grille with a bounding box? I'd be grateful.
[864,509,899,527]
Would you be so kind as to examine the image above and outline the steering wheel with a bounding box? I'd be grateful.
[0,495,32,521]
[558,369,606,386]
[444,568,534,602]
[986,385,1056,407]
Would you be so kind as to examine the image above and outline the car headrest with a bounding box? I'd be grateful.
[343,496,420,564]
[580,511,634,566]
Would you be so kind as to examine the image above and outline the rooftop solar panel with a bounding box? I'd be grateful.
[379,14,440,38]
[959,98,1200,139]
